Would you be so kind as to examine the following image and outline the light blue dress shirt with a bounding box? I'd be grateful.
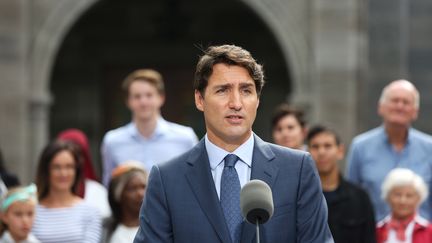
[346,126,432,221]
[205,133,253,199]
[101,117,198,185]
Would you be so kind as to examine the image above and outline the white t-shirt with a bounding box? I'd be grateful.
[84,179,111,218]
[0,231,40,243]
[385,220,415,243]
[109,224,139,243]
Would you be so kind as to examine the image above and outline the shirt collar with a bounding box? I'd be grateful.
[128,116,167,139]
[154,116,169,136]
[205,133,254,170]
[379,213,429,228]
[380,125,413,145]
[414,214,429,228]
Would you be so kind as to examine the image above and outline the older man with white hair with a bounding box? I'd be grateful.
[346,80,432,222]
[376,168,432,243]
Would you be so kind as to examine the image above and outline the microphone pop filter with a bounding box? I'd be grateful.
[240,179,274,224]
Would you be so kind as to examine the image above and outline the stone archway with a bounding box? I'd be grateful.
[241,0,311,104]
[1,0,368,182]
[29,0,312,177]
[22,0,99,181]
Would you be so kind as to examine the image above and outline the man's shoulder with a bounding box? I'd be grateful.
[163,120,196,135]
[351,126,383,146]
[410,127,432,143]
[102,123,132,144]
[258,140,310,168]
[156,141,202,171]
[340,178,371,199]
[267,142,308,158]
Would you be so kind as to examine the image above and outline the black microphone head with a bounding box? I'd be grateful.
[240,179,274,224]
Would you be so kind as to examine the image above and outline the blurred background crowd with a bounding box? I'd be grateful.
[1,0,432,242]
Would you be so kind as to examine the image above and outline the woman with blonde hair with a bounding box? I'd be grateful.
[0,184,40,243]
[376,168,432,243]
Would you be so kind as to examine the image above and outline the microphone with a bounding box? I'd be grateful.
[240,180,274,243]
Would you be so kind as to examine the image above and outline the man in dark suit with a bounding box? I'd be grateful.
[134,44,333,243]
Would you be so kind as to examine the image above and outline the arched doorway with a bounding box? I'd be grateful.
[49,0,291,172]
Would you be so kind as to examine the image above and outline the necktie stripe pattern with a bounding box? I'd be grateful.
[220,154,243,243]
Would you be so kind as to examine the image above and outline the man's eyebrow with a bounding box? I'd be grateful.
[239,83,255,88]
[212,84,231,90]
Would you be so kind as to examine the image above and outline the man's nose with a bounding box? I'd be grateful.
[228,90,242,110]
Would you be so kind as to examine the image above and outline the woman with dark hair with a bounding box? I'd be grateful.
[32,140,102,243]
[102,161,147,243]
[271,103,308,150]
[57,128,111,217]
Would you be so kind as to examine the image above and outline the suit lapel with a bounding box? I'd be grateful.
[241,135,278,243]
[185,140,232,243]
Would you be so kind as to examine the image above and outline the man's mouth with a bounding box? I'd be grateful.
[226,115,243,123]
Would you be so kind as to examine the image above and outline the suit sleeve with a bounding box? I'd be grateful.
[296,154,334,243]
[134,165,173,243]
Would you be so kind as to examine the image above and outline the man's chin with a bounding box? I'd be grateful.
[385,118,412,127]
[136,114,153,121]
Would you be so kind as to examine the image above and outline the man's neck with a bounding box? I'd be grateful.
[121,209,140,227]
[385,124,409,152]
[206,132,252,153]
[320,168,340,192]
[134,116,159,138]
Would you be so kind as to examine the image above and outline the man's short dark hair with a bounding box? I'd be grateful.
[194,44,265,97]
[307,125,341,146]
[271,104,306,131]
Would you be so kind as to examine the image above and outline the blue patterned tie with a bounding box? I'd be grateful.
[220,154,243,243]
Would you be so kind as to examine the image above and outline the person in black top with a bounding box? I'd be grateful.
[0,147,20,189]
[307,125,376,243]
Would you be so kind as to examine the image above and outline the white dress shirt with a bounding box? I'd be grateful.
[205,133,254,199]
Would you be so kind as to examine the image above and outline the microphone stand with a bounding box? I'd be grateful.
[256,219,260,243]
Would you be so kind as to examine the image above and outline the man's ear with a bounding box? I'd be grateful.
[195,90,204,112]
[337,144,345,161]
[412,106,419,121]
[302,127,308,139]
[158,93,166,108]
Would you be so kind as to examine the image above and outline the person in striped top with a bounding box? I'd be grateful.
[32,140,102,243]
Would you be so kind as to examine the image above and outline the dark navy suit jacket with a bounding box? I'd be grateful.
[134,135,333,243]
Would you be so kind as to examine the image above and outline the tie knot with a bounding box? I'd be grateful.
[224,154,239,168]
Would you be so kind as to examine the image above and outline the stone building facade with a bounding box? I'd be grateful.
[1,0,431,182]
